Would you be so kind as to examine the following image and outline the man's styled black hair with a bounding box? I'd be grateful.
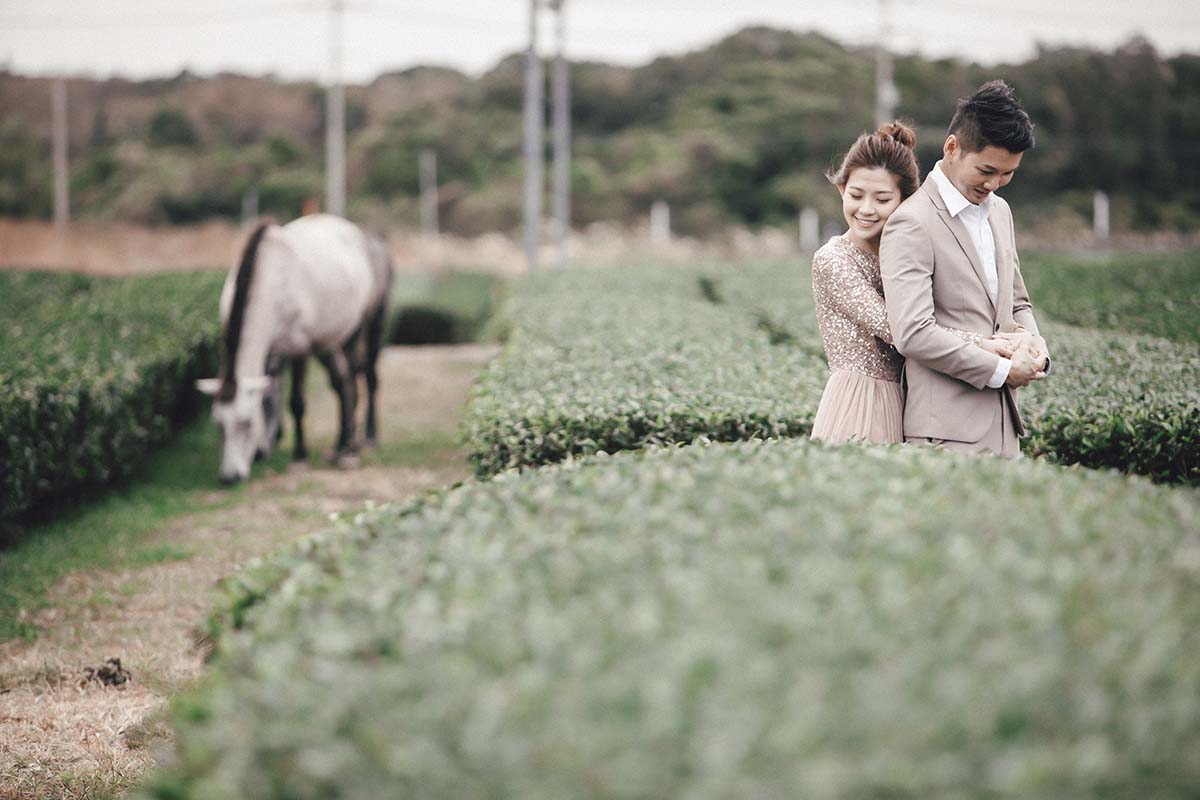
[947,80,1035,154]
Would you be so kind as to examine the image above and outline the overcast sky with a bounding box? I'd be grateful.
[1,0,1197,82]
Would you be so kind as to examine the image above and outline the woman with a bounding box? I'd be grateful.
[809,122,1013,444]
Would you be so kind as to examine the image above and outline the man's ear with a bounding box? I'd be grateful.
[943,134,958,160]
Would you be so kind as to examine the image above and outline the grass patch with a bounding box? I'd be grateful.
[129,543,193,568]
[0,415,287,643]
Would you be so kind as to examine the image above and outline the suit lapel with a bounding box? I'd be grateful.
[922,178,996,314]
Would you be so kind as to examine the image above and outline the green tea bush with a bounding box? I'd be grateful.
[1020,251,1200,345]
[1021,320,1200,483]
[388,271,500,345]
[0,270,224,519]
[462,266,828,477]
[150,438,1200,799]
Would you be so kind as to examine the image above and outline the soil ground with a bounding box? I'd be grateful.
[0,343,498,800]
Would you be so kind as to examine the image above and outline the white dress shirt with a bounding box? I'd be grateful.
[929,161,1011,389]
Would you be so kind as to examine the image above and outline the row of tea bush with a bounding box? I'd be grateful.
[147,437,1200,799]
[0,270,225,519]
[465,261,1200,483]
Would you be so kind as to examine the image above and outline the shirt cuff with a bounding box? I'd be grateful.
[986,356,1011,389]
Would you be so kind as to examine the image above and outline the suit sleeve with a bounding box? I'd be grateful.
[1005,207,1052,373]
[879,212,1003,390]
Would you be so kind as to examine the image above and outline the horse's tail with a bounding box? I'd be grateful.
[219,221,273,402]
[365,244,393,365]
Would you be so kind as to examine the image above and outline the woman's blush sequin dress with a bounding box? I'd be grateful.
[809,235,904,444]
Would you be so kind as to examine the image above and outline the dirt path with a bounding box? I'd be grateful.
[0,344,498,800]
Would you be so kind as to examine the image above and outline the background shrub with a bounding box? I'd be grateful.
[388,270,500,345]
[1020,250,1200,345]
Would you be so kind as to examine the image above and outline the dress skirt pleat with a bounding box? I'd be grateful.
[810,369,903,445]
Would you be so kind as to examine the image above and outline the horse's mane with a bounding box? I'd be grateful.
[219,221,272,402]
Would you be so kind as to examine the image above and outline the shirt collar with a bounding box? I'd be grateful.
[931,160,992,219]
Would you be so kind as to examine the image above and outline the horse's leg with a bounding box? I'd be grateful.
[316,346,358,461]
[290,356,308,462]
[362,302,387,446]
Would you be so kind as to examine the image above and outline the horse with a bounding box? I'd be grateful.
[196,214,393,485]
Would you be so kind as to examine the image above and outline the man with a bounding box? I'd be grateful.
[880,80,1050,457]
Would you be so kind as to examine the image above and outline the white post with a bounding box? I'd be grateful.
[799,207,820,250]
[419,149,439,236]
[550,0,571,267]
[1093,190,1110,240]
[522,0,544,272]
[241,187,259,230]
[52,78,69,229]
[650,200,670,245]
[325,0,346,217]
[874,0,898,126]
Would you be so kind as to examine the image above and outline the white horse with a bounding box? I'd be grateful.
[196,214,392,485]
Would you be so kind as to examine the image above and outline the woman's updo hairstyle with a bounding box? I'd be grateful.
[825,121,920,199]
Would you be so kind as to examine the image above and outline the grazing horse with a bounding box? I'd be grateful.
[196,214,392,485]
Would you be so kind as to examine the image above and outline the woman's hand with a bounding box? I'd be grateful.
[977,332,1023,358]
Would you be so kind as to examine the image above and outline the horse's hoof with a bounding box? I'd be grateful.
[361,438,379,452]
[335,453,361,470]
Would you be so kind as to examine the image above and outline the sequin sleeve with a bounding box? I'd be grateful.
[815,245,987,348]
[812,247,894,344]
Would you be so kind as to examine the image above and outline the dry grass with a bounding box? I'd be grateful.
[0,344,498,800]
[0,217,822,278]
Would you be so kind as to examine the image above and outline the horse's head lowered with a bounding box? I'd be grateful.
[196,375,284,484]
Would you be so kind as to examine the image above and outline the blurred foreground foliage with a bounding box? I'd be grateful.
[148,438,1200,799]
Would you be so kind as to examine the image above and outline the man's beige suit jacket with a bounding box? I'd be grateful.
[879,174,1040,444]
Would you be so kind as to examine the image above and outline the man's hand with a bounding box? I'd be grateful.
[1006,339,1046,388]
[1012,328,1050,372]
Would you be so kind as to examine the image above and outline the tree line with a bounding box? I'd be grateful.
[0,27,1196,236]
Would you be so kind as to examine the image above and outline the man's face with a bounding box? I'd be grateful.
[941,135,1023,205]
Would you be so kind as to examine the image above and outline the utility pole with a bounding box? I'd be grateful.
[52,78,69,228]
[522,0,544,272]
[419,149,438,236]
[325,0,347,217]
[874,0,898,126]
[550,0,571,266]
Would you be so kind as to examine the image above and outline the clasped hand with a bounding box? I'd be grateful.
[978,331,1048,388]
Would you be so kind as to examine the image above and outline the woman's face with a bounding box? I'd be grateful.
[838,166,903,245]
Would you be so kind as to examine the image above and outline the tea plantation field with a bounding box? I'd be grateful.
[146,252,1200,799]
